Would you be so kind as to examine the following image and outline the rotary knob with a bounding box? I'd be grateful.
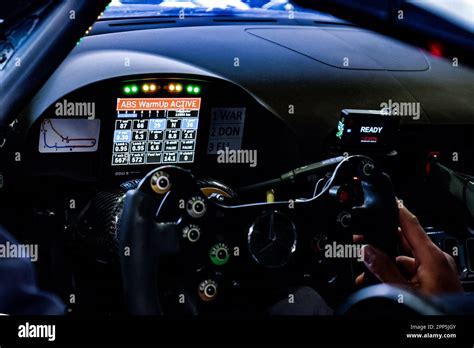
[186,196,207,218]
[150,171,171,194]
[210,243,230,266]
[198,279,218,302]
[182,225,201,243]
[336,211,352,229]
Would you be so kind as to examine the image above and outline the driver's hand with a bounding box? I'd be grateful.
[355,201,463,295]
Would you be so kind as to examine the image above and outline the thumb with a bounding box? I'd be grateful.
[363,245,407,285]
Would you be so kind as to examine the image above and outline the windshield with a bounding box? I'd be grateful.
[102,0,333,20]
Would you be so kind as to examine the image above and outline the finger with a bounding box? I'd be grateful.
[397,227,412,256]
[398,203,438,263]
[355,272,365,286]
[396,255,417,276]
[363,245,407,284]
[353,234,364,243]
[443,252,459,272]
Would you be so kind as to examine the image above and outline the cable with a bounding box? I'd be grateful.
[237,155,345,193]
[313,178,325,197]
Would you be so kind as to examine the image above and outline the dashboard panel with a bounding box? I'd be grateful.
[23,75,300,188]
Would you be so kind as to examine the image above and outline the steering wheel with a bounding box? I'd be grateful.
[117,155,399,315]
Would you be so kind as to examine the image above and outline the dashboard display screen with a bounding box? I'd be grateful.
[335,109,401,151]
[39,118,100,153]
[112,98,201,166]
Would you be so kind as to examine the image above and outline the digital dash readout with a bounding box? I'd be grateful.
[112,98,201,166]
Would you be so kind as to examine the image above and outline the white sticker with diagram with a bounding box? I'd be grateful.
[207,108,246,154]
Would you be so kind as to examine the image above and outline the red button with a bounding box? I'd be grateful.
[338,189,350,203]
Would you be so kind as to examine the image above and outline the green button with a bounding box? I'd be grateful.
[210,243,230,266]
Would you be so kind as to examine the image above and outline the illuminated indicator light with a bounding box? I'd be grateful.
[169,84,176,92]
[187,86,193,93]
[150,84,156,91]
[429,42,443,57]
[176,84,183,92]
[193,86,201,94]
[124,86,131,94]
[131,85,138,93]
[143,84,150,92]
[335,119,344,139]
